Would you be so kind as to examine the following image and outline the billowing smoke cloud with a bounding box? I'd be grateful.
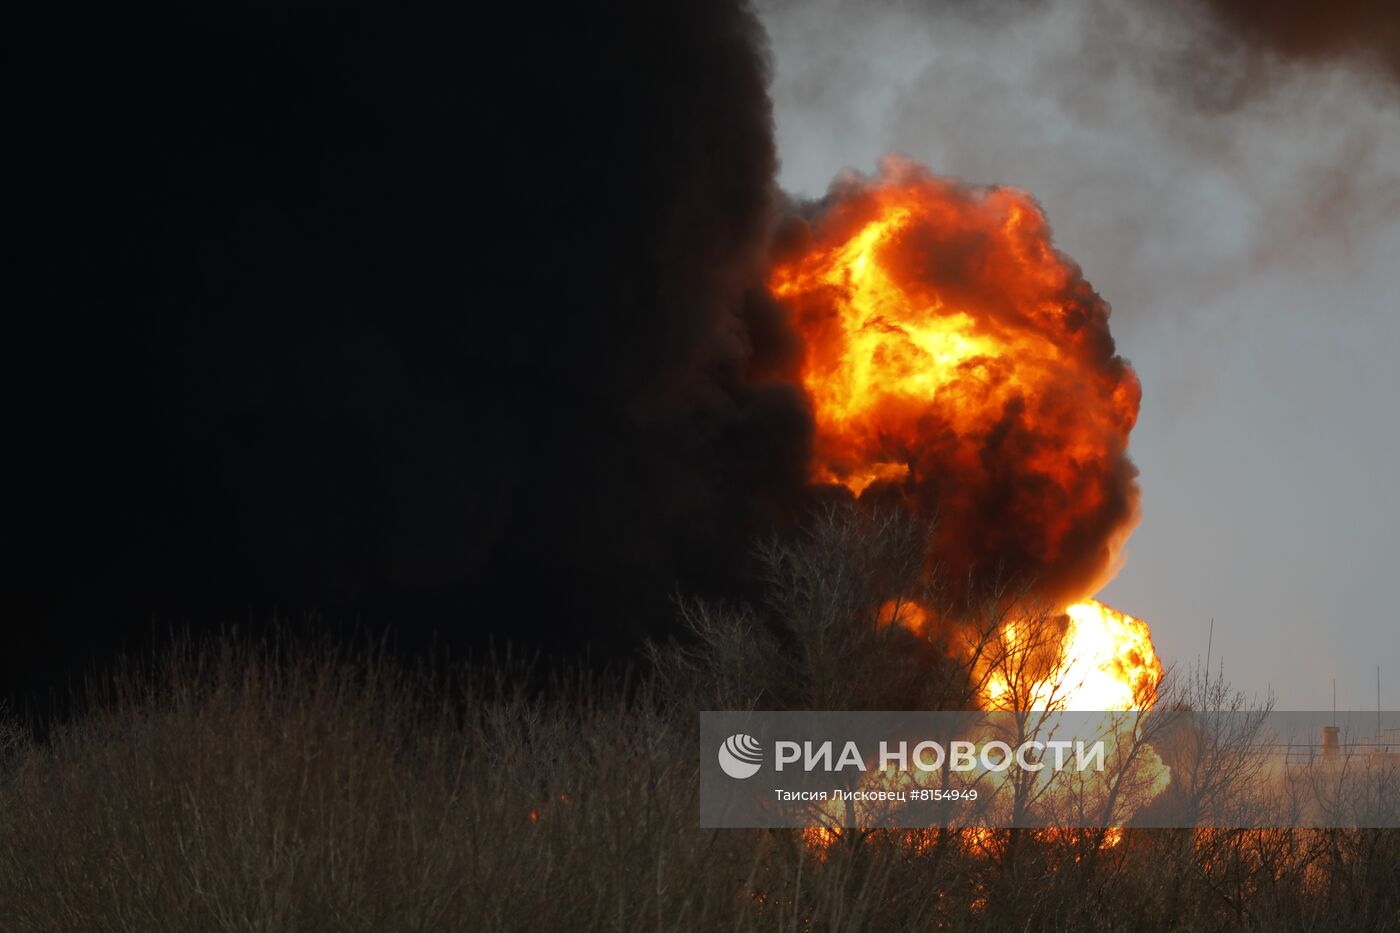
[770,159,1140,608]
[5,0,1169,702]
[7,0,811,693]
[756,0,1400,705]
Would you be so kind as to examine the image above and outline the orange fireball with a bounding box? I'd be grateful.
[771,157,1141,608]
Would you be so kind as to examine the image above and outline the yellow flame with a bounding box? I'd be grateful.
[984,599,1161,712]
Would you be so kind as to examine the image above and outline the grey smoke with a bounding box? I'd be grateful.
[757,0,1400,708]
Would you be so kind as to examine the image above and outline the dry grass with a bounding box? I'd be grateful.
[0,638,1394,932]
[0,510,1394,930]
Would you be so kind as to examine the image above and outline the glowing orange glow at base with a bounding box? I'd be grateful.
[984,598,1163,712]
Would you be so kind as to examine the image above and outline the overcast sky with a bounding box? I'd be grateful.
[758,0,1400,709]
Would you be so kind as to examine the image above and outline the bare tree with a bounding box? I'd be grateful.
[649,502,959,712]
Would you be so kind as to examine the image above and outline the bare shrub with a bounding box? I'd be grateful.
[649,503,963,711]
[0,516,1394,930]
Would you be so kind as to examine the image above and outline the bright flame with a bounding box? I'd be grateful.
[774,160,1166,852]
[772,158,1157,712]
[771,157,1140,607]
[984,599,1163,712]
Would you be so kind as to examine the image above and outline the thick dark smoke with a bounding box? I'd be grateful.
[6,1,811,700]
[1197,0,1400,82]
[9,0,1220,705]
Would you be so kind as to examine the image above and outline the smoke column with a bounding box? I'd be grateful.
[5,0,809,697]
[9,0,1154,701]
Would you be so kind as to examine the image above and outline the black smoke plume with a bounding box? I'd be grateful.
[5,1,811,702]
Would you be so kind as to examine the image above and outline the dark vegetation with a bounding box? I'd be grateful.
[2,509,1394,932]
